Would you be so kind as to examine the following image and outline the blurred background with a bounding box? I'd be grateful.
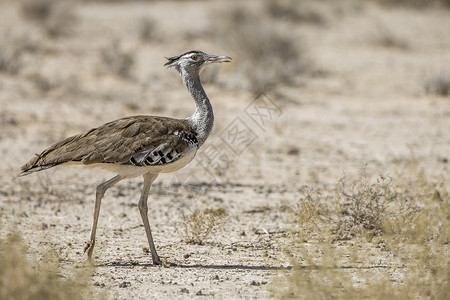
[0,0,449,299]
[1,0,449,186]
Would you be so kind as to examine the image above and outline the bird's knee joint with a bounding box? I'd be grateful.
[138,203,148,211]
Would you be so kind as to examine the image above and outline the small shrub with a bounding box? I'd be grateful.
[138,18,157,42]
[99,40,135,79]
[0,229,97,300]
[333,175,393,240]
[21,0,54,21]
[265,0,326,25]
[372,23,409,49]
[177,208,227,245]
[0,33,38,75]
[214,9,310,94]
[21,0,77,38]
[424,72,450,96]
[374,0,450,8]
[276,161,449,299]
[0,42,23,75]
[294,188,325,242]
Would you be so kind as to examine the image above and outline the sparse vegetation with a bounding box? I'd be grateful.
[264,0,327,25]
[138,18,157,42]
[424,71,450,96]
[373,0,450,8]
[21,0,77,37]
[277,160,449,299]
[0,228,97,300]
[373,24,409,49]
[334,175,392,240]
[176,208,227,245]
[99,40,135,79]
[0,33,37,75]
[215,9,311,94]
[0,41,23,75]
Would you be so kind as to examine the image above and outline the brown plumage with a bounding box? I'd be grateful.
[18,51,231,265]
[20,116,196,175]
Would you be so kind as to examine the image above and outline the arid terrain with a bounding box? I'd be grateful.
[0,0,449,299]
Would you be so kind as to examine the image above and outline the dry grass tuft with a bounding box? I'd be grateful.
[333,175,392,240]
[0,33,38,75]
[99,40,135,79]
[21,0,77,38]
[374,0,450,8]
[0,228,99,300]
[176,208,227,245]
[276,159,449,299]
[137,18,157,42]
[264,0,327,25]
[372,23,409,50]
[293,187,327,242]
[424,71,450,97]
[215,9,311,94]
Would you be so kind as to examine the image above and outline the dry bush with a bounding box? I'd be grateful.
[21,0,77,38]
[0,33,38,75]
[276,162,449,299]
[214,9,310,94]
[264,0,327,25]
[0,229,98,300]
[372,22,409,50]
[0,42,23,75]
[333,175,393,240]
[176,208,227,245]
[424,71,450,97]
[293,187,329,242]
[374,0,450,8]
[99,40,135,79]
[137,17,157,42]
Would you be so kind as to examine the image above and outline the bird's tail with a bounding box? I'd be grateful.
[18,163,58,177]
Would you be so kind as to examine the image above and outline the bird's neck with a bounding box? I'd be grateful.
[183,70,214,147]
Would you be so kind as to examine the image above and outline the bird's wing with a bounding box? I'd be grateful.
[19,116,198,175]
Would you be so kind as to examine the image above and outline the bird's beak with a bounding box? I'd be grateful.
[207,55,232,63]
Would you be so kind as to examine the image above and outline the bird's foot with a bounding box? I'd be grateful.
[83,241,95,259]
[152,255,162,265]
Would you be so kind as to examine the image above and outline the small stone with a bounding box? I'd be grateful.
[183,253,190,259]
[180,288,189,294]
[119,281,131,288]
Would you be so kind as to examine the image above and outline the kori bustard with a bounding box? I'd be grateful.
[19,51,231,265]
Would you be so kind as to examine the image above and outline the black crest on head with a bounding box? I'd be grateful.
[164,50,204,66]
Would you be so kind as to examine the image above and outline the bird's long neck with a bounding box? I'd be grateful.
[183,69,214,147]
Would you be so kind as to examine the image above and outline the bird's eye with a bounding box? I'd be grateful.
[191,55,199,61]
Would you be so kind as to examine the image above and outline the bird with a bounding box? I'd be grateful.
[18,50,231,265]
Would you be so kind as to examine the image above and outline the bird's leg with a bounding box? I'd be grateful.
[84,175,122,261]
[138,172,161,265]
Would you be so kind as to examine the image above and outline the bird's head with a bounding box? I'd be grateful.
[164,50,231,74]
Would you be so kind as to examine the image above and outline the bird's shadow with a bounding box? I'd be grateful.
[95,261,389,271]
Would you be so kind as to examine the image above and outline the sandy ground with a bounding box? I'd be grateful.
[0,1,449,299]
